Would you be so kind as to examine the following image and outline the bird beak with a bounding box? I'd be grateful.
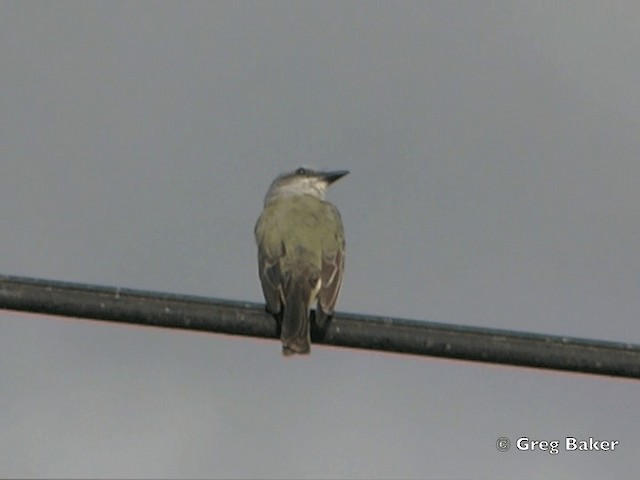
[321,170,349,184]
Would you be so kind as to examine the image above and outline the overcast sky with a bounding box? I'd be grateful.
[1,1,639,478]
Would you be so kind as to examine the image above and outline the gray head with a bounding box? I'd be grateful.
[264,167,349,205]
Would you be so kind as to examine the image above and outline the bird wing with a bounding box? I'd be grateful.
[317,204,345,316]
[318,246,344,315]
[257,243,285,316]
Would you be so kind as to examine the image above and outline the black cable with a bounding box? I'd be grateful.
[1,274,638,379]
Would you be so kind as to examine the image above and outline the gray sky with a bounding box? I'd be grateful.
[1,1,638,478]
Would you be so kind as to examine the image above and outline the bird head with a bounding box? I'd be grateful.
[264,167,349,204]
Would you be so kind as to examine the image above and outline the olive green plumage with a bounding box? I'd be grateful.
[255,168,347,355]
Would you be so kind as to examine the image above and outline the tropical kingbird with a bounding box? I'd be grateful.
[255,167,348,356]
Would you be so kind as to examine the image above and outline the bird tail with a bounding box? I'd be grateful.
[281,276,313,356]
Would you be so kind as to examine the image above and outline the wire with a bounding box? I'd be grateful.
[1,274,638,379]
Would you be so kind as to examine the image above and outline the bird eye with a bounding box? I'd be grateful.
[296,167,307,175]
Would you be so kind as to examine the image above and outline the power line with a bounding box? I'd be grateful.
[1,274,638,379]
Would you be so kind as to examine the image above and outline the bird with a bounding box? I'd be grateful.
[254,167,348,355]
